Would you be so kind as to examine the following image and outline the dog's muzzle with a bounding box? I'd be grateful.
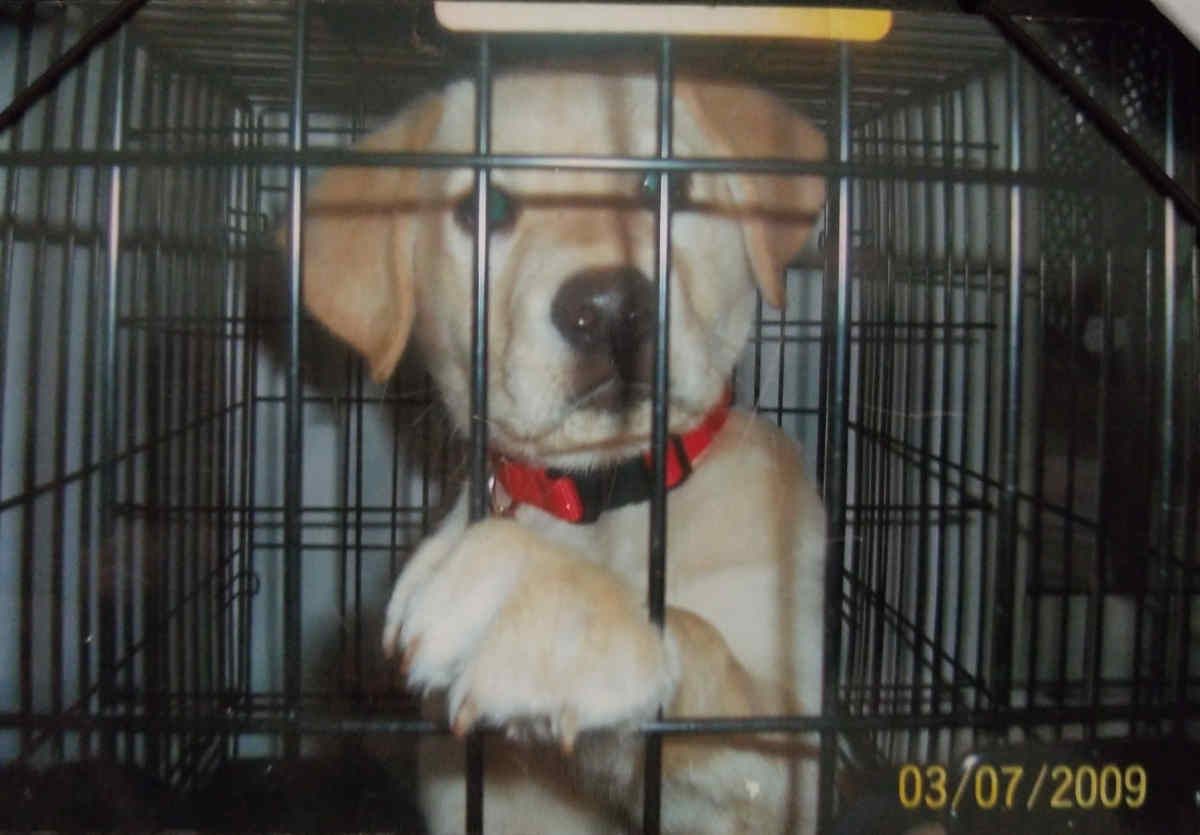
[551,266,656,412]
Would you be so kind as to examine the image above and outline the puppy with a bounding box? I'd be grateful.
[295,69,828,834]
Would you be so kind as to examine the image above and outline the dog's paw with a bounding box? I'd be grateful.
[444,563,681,752]
[382,518,529,690]
[383,518,680,750]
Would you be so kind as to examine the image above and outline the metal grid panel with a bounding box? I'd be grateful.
[841,20,1200,781]
[47,5,1008,128]
[0,9,258,785]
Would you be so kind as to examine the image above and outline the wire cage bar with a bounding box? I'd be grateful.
[0,1,1197,832]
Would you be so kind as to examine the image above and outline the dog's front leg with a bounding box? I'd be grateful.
[575,608,810,835]
[383,516,681,749]
[384,517,807,833]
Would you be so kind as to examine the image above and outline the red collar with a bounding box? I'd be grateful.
[490,391,732,524]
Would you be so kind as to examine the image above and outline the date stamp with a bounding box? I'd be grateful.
[897,761,1148,814]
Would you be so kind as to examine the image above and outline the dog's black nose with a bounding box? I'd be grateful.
[551,267,655,385]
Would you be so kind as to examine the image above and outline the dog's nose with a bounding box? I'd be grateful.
[551,267,655,383]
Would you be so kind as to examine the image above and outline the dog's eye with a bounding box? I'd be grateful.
[639,171,690,209]
[454,183,518,233]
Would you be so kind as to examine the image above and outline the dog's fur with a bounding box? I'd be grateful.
[295,70,828,834]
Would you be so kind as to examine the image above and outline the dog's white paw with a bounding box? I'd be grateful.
[382,519,528,690]
[382,518,680,751]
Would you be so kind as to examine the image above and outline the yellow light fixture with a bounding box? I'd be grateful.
[434,3,893,41]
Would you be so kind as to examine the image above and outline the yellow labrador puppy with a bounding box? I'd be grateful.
[297,70,828,834]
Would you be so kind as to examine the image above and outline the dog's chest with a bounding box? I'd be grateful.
[512,501,653,590]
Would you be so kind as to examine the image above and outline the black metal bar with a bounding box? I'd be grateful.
[752,295,764,409]
[352,97,369,693]
[819,41,853,835]
[911,93,935,731]
[12,698,1195,739]
[1130,245,1154,721]
[52,18,91,762]
[872,151,898,730]
[1176,249,1199,733]
[163,66,184,771]
[1029,73,1055,733]
[155,70,181,766]
[0,9,30,527]
[991,48,1023,711]
[1055,254,1081,731]
[98,24,130,761]
[1094,254,1118,729]
[19,16,61,762]
[353,343,366,692]
[1025,250,1047,730]
[0,0,154,135]
[211,86,235,762]
[347,86,370,701]
[650,41,675,610]
[2,20,31,756]
[464,34,493,835]
[467,47,492,522]
[238,110,264,738]
[199,74,223,773]
[76,32,119,760]
[283,0,309,760]
[0,146,1137,191]
[974,75,998,731]
[896,103,916,761]
[140,49,169,780]
[842,568,990,693]
[183,69,203,779]
[196,80,215,753]
[32,16,64,763]
[335,312,354,689]
[0,402,269,518]
[842,130,870,723]
[1154,53,1178,721]
[221,101,239,725]
[811,248,830,489]
[775,294,787,427]
[951,81,973,720]
[643,34,673,835]
[122,145,155,725]
[931,89,955,736]
[981,8,1200,231]
[1086,252,1116,734]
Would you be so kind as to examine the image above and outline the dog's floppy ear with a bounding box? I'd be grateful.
[285,94,445,382]
[678,80,826,308]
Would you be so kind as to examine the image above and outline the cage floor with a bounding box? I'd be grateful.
[0,751,426,832]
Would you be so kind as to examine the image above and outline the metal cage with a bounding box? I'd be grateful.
[0,1,1197,832]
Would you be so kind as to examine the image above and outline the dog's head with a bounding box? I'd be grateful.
[297,71,825,468]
